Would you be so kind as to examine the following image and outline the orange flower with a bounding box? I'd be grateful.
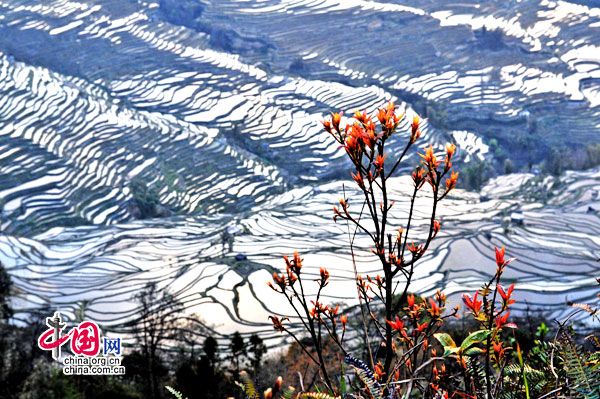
[445,143,456,158]
[344,132,359,153]
[320,267,330,286]
[428,298,441,317]
[444,143,456,172]
[445,171,459,191]
[351,171,364,189]
[433,220,441,236]
[331,112,342,131]
[264,388,273,399]
[377,107,388,125]
[386,101,396,113]
[435,289,446,303]
[412,167,426,187]
[411,115,420,135]
[354,109,369,124]
[410,114,421,142]
[333,205,341,222]
[329,304,340,317]
[293,251,303,270]
[420,145,440,170]
[374,154,386,172]
[272,272,286,290]
[377,101,402,133]
[344,122,368,162]
[268,316,286,332]
[322,120,332,134]
[374,362,385,381]
[340,314,348,329]
[286,267,297,285]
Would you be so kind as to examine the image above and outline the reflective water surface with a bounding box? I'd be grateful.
[0,0,598,344]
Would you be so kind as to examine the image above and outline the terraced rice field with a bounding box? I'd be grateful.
[0,0,598,346]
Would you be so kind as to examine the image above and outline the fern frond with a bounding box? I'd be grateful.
[504,364,546,380]
[344,354,383,399]
[299,393,340,399]
[463,356,485,395]
[558,330,600,399]
[237,371,260,399]
[281,386,296,399]
[165,386,187,399]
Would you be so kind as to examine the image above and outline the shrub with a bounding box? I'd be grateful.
[251,104,600,399]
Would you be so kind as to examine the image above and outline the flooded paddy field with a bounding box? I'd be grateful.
[0,0,598,345]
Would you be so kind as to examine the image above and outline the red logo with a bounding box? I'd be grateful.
[38,312,101,360]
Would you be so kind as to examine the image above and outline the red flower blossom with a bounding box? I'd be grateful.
[407,293,416,309]
[493,341,505,359]
[498,283,515,306]
[407,242,424,256]
[462,292,483,314]
[428,298,442,317]
[387,315,405,332]
[495,311,510,329]
[433,220,441,236]
[268,316,286,332]
[374,362,385,381]
[495,246,505,268]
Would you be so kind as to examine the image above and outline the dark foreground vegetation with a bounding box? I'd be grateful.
[0,104,598,399]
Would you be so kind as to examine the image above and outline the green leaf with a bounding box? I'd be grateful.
[460,329,491,351]
[463,347,486,357]
[443,346,461,357]
[434,333,457,349]
[339,362,347,395]
[516,343,531,399]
